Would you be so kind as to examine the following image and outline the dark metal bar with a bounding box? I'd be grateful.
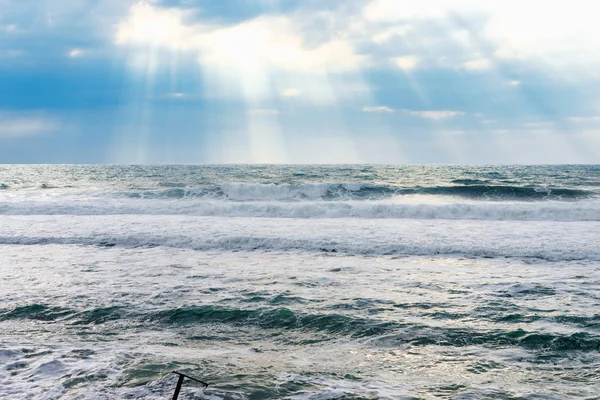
[172,371,209,387]
[172,374,184,400]
[171,371,209,399]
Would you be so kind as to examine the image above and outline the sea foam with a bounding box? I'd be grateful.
[1,198,600,221]
[1,215,599,261]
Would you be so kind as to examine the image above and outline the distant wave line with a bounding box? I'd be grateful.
[0,233,599,261]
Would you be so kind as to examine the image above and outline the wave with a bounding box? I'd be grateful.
[4,303,598,329]
[0,304,392,337]
[371,328,600,352]
[3,304,598,352]
[2,199,600,221]
[418,185,590,199]
[0,304,73,322]
[1,232,598,261]
[117,183,593,202]
[122,183,395,201]
[148,306,393,338]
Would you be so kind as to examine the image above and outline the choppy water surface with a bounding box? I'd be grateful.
[0,165,599,399]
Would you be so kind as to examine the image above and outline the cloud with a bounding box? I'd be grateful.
[508,80,521,87]
[463,59,492,70]
[115,3,370,111]
[568,116,600,123]
[362,106,395,113]
[364,0,448,21]
[372,26,411,43]
[115,4,197,50]
[491,128,559,135]
[2,1,132,43]
[484,3,600,65]
[205,18,364,73]
[523,121,555,128]
[579,130,600,138]
[0,111,58,138]
[363,0,600,73]
[394,56,418,70]
[282,88,301,97]
[404,110,465,120]
[68,48,83,57]
[116,4,365,73]
[114,1,600,89]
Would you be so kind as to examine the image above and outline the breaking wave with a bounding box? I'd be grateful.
[118,183,593,201]
[2,199,600,221]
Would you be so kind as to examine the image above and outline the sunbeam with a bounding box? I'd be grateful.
[3,2,600,399]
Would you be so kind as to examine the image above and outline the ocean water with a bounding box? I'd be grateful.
[0,165,599,399]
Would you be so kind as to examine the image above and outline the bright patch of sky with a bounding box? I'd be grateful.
[1,0,600,163]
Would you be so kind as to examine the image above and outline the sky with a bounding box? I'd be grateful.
[1,0,600,164]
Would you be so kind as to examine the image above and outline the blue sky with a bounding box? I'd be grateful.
[1,0,600,164]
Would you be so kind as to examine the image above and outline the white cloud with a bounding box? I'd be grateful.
[372,26,411,43]
[68,48,83,57]
[394,56,418,70]
[282,88,301,97]
[508,80,521,87]
[115,4,197,50]
[362,106,395,113]
[116,5,364,73]
[0,111,58,138]
[364,0,600,72]
[568,116,600,123]
[115,1,600,88]
[404,110,465,120]
[115,2,370,113]
[364,0,449,21]
[205,18,364,74]
[523,121,555,128]
[484,3,600,64]
[579,130,600,138]
[463,59,492,70]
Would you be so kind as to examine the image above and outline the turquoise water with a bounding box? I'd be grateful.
[0,165,599,399]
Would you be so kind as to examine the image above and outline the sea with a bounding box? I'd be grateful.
[0,165,599,399]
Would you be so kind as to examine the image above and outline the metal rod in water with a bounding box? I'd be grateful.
[171,371,209,400]
[172,374,184,400]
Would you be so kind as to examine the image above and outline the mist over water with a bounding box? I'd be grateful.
[1,165,599,399]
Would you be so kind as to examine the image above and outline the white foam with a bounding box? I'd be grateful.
[1,199,600,221]
[33,360,65,376]
[1,215,599,261]
[221,183,334,201]
[277,373,415,400]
